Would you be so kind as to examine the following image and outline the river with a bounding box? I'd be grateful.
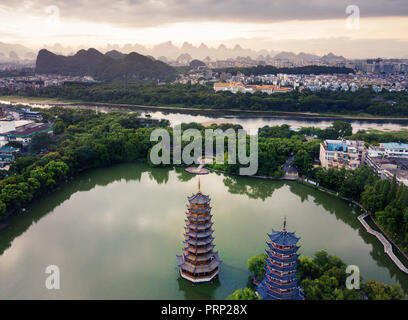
[0,163,406,299]
[2,99,408,133]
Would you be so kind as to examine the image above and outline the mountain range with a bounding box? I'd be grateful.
[35,48,176,81]
[0,41,351,63]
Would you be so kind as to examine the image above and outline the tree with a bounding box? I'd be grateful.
[0,200,6,218]
[10,155,37,174]
[248,253,267,281]
[30,132,52,153]
[293,149,313,175]
[363,280,404,300]
[227,288,261,300]
[53,120,66,135]
[6,141,23,149]
[332,121,352,138]
[297,255,321,279]
[302,275,344,300]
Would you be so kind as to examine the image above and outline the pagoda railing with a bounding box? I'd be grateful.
[270,242,295,252]
[265,283,295,296]
[268,258,296,269]
[266,265,296,278]
[269,250,296,260]
[266,274,295,286]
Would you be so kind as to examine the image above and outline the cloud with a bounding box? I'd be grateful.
[0,1,407,58]
[1,0,407,28]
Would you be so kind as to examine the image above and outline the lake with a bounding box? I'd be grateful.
[0,163,406,299]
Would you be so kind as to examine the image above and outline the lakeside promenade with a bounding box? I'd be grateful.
[358,213,408,274]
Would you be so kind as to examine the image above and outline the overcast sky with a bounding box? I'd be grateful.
[1,0,407,58]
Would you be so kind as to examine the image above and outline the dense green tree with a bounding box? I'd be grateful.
[12,82,408,117]
[30,132,53,152]
[248,253,267,281]
[363,280,404,300]
[332,121,353,138]
[6,141,23,149]
[227,288,261,300]
[53,120,66,135]
[0,200,6,218]
[293,149,313,175]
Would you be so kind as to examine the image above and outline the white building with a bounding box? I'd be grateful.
[319,140,367,170]
[368,142,408,158]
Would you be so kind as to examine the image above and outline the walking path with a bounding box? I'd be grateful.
[358,213,408,274]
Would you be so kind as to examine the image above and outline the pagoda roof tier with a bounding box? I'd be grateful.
[184,236,215,246]
[267,243,300,255]
[266,259,298,272]
[264,276,299,290]
[265,268,298,281]
[188,192,211,205]
[184,243,215,254]
[186,221,213,230]
[184,229,214,238]
[185,214,213,222]
[256,283,304,300]
[268,229,300,247]
[187,206,212,214]
[266,251,299,263]
[177,253,221,274]
[183,251,218,262]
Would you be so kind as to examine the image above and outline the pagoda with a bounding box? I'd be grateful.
[256,218,304,300]
[177,178,221,283]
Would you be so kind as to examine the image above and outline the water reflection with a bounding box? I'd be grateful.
[0,163,406,299]
[177,277,221,300]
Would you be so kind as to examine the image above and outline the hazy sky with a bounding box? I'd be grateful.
[1,0,407,58]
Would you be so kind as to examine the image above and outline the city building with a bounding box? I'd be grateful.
[213,82,292,94]
[0,145,20,167]
[0,120,33,134]
[365,156,408,186]
[319,140,367,170]
[20,110,43,121]
[3,122,53,146]
[177,178,221,283]
[256,218,304,300]
[371,142,408,158]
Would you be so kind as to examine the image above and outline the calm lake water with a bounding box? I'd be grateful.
[2,99,408,133]
[0,163,406,299]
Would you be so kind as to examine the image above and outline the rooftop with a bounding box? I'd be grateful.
[268,230,300,246]
[381,142,408,150]
[0,146,20,153]
[188,192,210,205]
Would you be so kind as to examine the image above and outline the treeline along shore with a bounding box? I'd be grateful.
[4,82,408,118]
[0,108,407,261]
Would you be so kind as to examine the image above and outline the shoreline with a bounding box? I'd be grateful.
[1,161,407,274]
[3,96,408,121]
[207,166,408,267]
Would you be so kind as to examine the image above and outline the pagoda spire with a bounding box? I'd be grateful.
[198,177,201,193]
[283,216,286,232]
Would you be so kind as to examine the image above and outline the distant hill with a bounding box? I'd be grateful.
[35,48,176,81]
[190,59,206,68]
[105,50,126,60]
[0,42,36,61]
[321,52,346,63]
